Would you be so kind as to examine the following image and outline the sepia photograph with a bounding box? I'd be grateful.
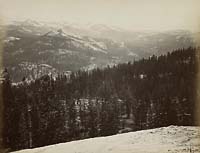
[0,0,200,152]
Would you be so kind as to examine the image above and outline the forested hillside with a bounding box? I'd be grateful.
[1,47,199,151]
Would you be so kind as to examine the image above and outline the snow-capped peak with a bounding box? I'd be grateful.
[45,29,67,37]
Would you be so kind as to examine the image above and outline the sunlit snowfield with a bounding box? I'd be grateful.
[14,126,200,153]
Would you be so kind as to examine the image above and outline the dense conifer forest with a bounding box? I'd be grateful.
[0,47,199,151]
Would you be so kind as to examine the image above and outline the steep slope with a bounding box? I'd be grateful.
[2,30,124,82]
[13,126,200,153]
[2,21,134,82]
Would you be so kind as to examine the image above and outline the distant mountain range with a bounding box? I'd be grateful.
[1,20,197,82]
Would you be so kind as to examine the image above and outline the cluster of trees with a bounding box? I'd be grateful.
[1,47,198,151]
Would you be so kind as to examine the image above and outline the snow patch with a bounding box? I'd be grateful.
[4,37,20,43]
[128,52,138,57]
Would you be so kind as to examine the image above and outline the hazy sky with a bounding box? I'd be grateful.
[0,0,200,31]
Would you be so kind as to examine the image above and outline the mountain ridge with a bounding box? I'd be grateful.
[1,20,197,82]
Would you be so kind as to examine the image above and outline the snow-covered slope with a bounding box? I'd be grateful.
[13,126,200,153]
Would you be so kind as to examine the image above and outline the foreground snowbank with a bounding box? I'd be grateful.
[14,126,200,153]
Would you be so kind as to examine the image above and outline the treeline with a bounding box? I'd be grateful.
[1,47,199,151]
